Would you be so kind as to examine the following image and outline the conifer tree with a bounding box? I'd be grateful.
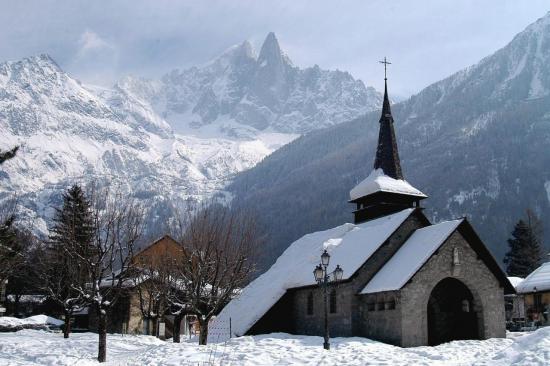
[504,209,545,277]
[43,184,94,338]
[0,146,19,295]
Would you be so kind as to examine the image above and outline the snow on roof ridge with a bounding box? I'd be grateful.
[361,219,463,294]
[210,208,415,341]
[507,276,524,289]
[516,262,550,294]
[350,168,426,201]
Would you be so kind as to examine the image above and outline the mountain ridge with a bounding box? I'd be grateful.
[229,16,550,270]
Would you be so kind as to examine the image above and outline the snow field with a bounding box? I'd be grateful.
[1,329,550,365]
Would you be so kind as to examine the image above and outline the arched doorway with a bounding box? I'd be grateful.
[427,278,480,345]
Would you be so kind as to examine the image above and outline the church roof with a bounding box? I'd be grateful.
[209,208,415,339]
[349,168,426,201]
[360,219,463,294]
[516,262,550,294]
[373,79,403,180]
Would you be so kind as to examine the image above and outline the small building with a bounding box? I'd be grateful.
[89,235,194,337]
[516,262,550,326]
[211,76,515,346]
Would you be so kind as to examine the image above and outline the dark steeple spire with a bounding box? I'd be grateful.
[373,59,403,180]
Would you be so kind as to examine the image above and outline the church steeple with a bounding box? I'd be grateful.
[349,58,426,224]
[373,61,403,180]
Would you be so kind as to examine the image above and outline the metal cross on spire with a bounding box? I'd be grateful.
[379,57,391,80]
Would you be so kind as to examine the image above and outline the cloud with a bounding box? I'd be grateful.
[78,30,113,54]
[72,30,119,85]
[0,0,548,95]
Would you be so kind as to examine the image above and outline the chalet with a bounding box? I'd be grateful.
[89,235,196,338]
[211,74,515,346]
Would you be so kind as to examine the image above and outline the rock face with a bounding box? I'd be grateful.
[0,34,381,235]
[229,14,550,270]
[120,32,382,135]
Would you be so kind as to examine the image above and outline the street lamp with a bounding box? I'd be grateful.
[313,250,343,350]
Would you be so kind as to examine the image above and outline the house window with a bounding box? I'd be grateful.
[307,292,314,315]
[386,300,396,310]
[367,303,375,311]
[329,290,337,313]
[377,302,385,311]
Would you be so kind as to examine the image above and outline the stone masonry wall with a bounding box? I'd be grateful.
[399,230,506,347]
[291,211,426,338]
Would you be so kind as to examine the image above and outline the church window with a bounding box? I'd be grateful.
[329,290,337,313]
[307,292,314,315]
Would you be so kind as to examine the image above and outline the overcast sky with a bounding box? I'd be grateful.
[0,1,548,97]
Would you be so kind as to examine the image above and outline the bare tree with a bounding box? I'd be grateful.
[173,202,259,345]
[70,187,144,363]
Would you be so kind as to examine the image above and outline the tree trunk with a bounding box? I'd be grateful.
[173,314,183,343]
[198,318,208,345]
[97,310,107,363]
[63,309,71,339]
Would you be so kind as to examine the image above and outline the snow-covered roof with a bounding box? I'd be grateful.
[516,262,550,294]
[349,169,427,201]
[507,277,524,289]
[361,219,463,294]
[210,208,415,340]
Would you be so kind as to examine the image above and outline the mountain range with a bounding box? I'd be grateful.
[229,13,550,270]
[0,33,381,235]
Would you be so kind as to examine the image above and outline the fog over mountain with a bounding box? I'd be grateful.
[229,14,550,270]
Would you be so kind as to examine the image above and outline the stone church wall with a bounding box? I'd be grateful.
[357,290,402,345]
[293,283,354,337]
[291,211,425,338]
[399,230,505,347]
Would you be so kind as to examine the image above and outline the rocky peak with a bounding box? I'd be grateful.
[257,32,286,68]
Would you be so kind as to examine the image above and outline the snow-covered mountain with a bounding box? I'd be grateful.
[229,13,550,269]
[0,33,382,234]
[116,32,382,135]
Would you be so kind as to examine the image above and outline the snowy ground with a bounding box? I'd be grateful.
[1,329,549,365]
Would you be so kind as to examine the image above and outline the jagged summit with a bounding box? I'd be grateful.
[124,32,383,134]
[258,32,284,65]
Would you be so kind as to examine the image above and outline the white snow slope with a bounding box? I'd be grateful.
[0,329,549,365]
[211,209,414,339]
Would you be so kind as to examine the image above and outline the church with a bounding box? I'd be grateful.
[211,71,515,347]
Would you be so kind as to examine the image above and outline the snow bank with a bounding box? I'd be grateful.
[2,329,550,365]
[350,168,426,201]
[517,262,550,293]
[361,219,462,294]
[0,315,64,330]
[210,208,414,340]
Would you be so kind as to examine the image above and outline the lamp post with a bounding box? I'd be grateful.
[313,250,344,350]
